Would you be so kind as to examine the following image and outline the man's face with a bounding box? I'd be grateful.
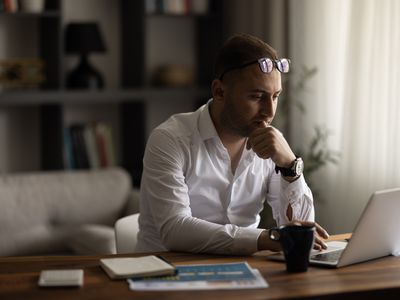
[220,64,282,137]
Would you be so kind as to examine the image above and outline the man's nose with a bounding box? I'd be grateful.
[260,97,275,117]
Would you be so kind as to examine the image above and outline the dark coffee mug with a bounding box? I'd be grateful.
[269,225,315,272]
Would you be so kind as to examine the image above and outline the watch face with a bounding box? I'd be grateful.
[295,159,304,175]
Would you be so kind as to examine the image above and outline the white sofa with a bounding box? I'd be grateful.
[0,167,139,256]
[115,213,140,254]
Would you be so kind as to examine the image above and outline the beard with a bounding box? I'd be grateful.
[220,101,254,138]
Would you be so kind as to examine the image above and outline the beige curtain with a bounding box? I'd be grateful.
[289,0,400,233]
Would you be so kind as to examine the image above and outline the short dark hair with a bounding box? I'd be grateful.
[214,33,278,79]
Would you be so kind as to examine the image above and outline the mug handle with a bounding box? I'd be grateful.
[268,227,281,241]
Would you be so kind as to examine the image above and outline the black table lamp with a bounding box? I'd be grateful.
[65,22,106,89]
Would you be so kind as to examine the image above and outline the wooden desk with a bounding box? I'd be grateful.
[1,234,400,300]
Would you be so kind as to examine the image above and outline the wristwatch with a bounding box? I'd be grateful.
[275,157,304,177]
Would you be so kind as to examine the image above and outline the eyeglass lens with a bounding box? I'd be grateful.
[277,59,290,73]
[259,58,290,74]
[260,59,273,73]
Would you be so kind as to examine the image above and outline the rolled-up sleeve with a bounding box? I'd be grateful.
[266,171,314,226]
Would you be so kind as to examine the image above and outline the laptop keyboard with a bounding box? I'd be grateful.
[311,249,344,263]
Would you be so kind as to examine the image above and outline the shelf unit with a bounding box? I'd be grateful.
[0,0,223,186]
[0,88,211,105]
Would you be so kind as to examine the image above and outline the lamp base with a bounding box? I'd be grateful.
[67,55,104,89]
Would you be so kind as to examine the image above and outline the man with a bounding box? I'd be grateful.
[136,33,328,255]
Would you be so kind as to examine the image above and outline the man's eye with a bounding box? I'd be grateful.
[250,94,263,100]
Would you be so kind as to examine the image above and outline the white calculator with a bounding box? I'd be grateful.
[38,269,84,287]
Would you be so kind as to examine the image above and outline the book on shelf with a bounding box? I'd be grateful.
[100,255,177,280]
[83,124,100,169]
[94,122,116,168]
[163,0,188,15]
[147,0,209,15]
[64,122,116,170]
[69,124,90,169]
[3,0,18,12]
[64,127,75,169]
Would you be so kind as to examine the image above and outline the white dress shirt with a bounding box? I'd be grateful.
[136,101,314,255]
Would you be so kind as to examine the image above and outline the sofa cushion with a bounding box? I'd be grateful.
[68,224,116,255]
[0,225,73,256]
[0,167,132,256]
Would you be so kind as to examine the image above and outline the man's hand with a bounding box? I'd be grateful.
[257,220,329,251]
[246,121,296,168]
[286,220,330,250]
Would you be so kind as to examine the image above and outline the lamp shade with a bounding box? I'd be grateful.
[65,22,106,54]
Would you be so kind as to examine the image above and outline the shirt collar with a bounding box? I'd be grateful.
[198,99,219,141]
[198,98,256,165]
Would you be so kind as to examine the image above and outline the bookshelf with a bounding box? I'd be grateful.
[0,88,210,105]
[0,0,223,186]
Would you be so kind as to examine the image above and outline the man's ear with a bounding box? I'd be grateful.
[211,79,224,101]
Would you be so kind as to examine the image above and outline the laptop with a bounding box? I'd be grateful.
[268,187,400,268]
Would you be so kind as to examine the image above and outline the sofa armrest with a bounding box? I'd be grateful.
[114,214,139,254]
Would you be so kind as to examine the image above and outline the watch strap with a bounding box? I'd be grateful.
[275,165,297,177]
[275,157,303,177]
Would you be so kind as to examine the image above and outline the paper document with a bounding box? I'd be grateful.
[128,262,268,291]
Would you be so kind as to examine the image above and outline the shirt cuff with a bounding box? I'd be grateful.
[232,227,265,255]
[280,175,314,222]
[280,175,308,204]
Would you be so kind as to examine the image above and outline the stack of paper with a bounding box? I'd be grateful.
[128,262,268,291]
